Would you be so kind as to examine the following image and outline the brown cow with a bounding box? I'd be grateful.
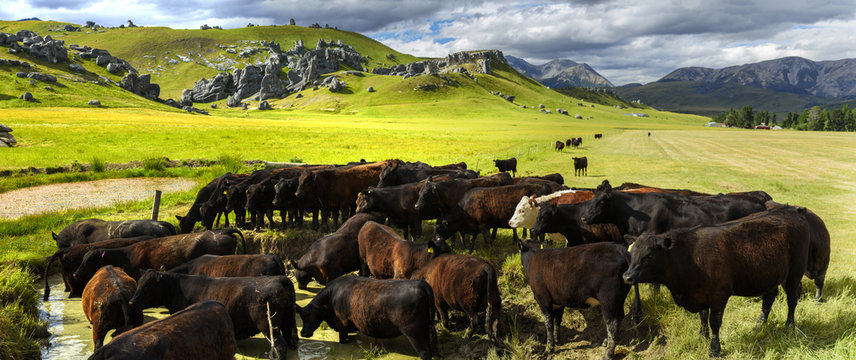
[167,254,285,277]
[82,265,143,349]
[44,236,154,301]
[358,221,449,279]
[410,254,502,341]
[88,300,237,360]
[291,212,382,289]
[73,229,245,282]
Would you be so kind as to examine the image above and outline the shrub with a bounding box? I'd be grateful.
[217,154,245,174]
[90,156,105,172]
[143,157,167,171]
[289,156,303,163]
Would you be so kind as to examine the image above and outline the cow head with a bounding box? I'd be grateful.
[272,178,293,208]
[296,302,328,338]
[356,188,378,213]
[294,171,316,199]
[415,179,439,212]
[129,269,170,311]
[245,182,271,211]
[73,248,116,281]
[199,202,217,230]
[530,203,558,237]
[377,163,399,187]
[622,233,672,285]
[432,219,454,244]
[428,237,452,255]
[225,185,244,212]
[509,195,537,229]
[580,180,614,225]
[176,215,195,233]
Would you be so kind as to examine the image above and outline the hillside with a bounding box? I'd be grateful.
[506,55,613,88]
[616,56,856,116]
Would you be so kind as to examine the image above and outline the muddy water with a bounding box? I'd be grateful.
[38,273,418,360]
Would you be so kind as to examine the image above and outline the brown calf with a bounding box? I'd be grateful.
[358,221,448,279]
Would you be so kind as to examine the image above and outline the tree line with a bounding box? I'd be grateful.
[712,105,856,131]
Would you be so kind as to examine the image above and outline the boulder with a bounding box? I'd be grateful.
[88,100,101,106]
[211,104,217,109]
[575,114,583,119]
[106,62,122,73]
[226,94,241,107]
[187,72,232,103]
[231,65,264,100]
[24,35,68,64]
[258,101,271,110]
[323,76,345,93]
[180,89,194,106]
[95,55,112,66]
[366,86,374,93]
[259,72,283,100]
[69,63,86,73]
[0,132,15,144]
[15,72,28,78]
[539,104,545,109]
[295,93,303,98]
[501,94,515,102]
[120,73,159,100]
[0,124,11,133]
[20,92,33,101]
[0,33,19,46]
[241,103,248,110]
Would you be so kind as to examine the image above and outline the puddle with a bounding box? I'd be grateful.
[38,273,419,360]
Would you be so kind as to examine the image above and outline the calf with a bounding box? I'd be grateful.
[622,206,811,357]
[52,219,175,249]
[766,201,830,302]
[245,179,277,230]
[291,212,381,289]
[507,189,595,244]
[581,180,766,237]
[88,300,237,360]
[594,133,603,139]
[167,254,285,277]
[44,236,153,300]
[177,172,242,233]
[554,141,565,151]
[356,177,458,240]
[73,229,245,282]
[358,221,448,279]
[82,265,143,349]
[518,240,639,360]
[297,275,437,360]
[573,156,587,176]
[492,157,517,177]
[198,173,249,230]
[531,202,622,246]
[410,254,501,341]
[432,183,553,250]
[129,271,298,360]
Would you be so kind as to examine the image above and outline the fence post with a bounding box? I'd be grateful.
[151,190,162,221]
[517,147,520,158]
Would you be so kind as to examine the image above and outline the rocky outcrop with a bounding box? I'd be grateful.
[69,63,86,73]
[0,124,15,147]
[75,46,136,74]
[258,101,271,110]
[185,72,233,103]
[372,50,506,79]
[20,92,34,101]
[0,31,68,64]
[120,73,160,100]
[88,100,101,106]
[320,76,345,92]
[27,72,57,83]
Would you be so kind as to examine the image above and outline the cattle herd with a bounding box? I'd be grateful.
[42,155,831,360]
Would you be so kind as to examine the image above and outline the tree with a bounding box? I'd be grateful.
[738,106,754,128]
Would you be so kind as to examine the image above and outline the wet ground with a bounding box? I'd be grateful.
[38,273,419,360]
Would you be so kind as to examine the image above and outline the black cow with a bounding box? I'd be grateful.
[245,179,277,230]
[297,275,437,360]
[432,183,553,250]
[88,300,237,360]
[414,172,513,218]
[410,254,502,341]
[765,201,831,302]
[290,212,381,289]
[531,202,622,247]
[177,172,236,233]
[622,206,811,357]
[492,157,517,177]
[73,229,245,282]
[565,139,572,147]
[129,271,298,360]
[52,219,175,249]
[44,236,154,300]
[580,180,766,237]
[356,181,432,240]
[167,254,285,277]
[572,156,587,176]
[198,173,249,230]
[377,161,476,187]
[554,141,565,151]
[518,240,639,360]
[594,133,603,139]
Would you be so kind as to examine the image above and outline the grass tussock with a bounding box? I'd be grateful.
[0,265,48,359]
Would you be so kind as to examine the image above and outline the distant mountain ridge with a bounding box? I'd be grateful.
[506,55,614,88]
[660,56,856,99]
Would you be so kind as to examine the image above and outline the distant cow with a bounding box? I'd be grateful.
[44,236,154,301]
[594,133,603,139]
[572,157,587,176]
[52,219,175,249]
[291,212,381,289]
[554,141,565,151]
[565,139,572,147]
[358,221,448,279]
[432,183,553,250]
[492,158,517,177]
[88,300,237,360]
[129,271,298,360]
[580,180,766,237]
[570,137,582,148]
[297,276,437,360]
[73,229,245,282]
[410,254,502,341]
[167,254,285,277]
[82,265,143,350]
[518,240,640,359]
[622,205,811,357]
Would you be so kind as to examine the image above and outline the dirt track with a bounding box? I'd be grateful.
[0,178,197,219]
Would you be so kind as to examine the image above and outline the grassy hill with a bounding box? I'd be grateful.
[614,80,829,117]
[0,20,422,99]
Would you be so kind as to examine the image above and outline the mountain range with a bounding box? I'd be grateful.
[506,55,613,89]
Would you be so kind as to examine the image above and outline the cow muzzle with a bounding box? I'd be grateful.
[622,271,637,285]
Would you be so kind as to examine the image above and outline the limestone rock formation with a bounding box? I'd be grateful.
[372,50,506,78]
[88,100,101,106]
[20,92,34,101]
[0,124,15,147]
[27,72,57,83]
[258,101,271,110]
[121,73,160,100]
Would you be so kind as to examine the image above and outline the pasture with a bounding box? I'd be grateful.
[1,108,855,359]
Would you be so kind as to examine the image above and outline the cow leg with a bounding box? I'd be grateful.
[512,228,519,242]
[698,309,709,338]
[708,305,726,358]
[214,211,222,228]
[632,284,642,325]
[784,268,803,327]
[490,227,498,240]
[266,208,275,229]
[437,302,450,329]
[338,329,349,343]
[224,210,231,228]
[602,316,620,360]
[541,306,555,352]
[92,323,105,350]
[481,228,492,249]
[465,310,479,339]
[551,307,564,344]
[401,322,434,360]
[522,228,528,238]
[755,288,778,331]
[411,220,423,241]
[815,275,826,303]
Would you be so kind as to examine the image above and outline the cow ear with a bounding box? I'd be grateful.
[660,235,673,250]
[52,232,58,240]
[176,215,184,222]
[158,265,166,272]
[623,234,636,246]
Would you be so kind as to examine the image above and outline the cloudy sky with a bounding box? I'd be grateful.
[4,0,856,85]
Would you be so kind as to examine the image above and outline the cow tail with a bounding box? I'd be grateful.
[222,229,247,254]
[43,250,63,301]
[422,280,438,351]
[119,291,134,333]
[632,284,642,325]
